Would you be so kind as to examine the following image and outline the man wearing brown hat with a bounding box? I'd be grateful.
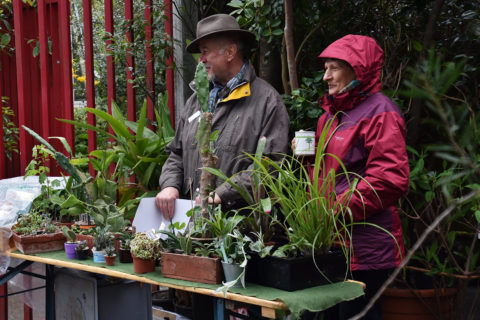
[156,14,289,218]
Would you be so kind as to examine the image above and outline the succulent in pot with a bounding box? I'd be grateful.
[61,226,78,259]
[92,226,112,263]
[118,231,134,263]
[75,240,89,260]
[104,245,117,266]
[130,233,161,273]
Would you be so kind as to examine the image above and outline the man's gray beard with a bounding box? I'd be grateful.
[208,73,216,82]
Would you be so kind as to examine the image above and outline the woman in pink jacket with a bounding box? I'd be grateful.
[299,35,409,319]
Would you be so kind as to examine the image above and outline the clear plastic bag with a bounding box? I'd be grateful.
[0,226,12,274]
[8,258,45,311]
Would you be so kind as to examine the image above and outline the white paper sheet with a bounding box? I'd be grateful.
[132,198,193,235]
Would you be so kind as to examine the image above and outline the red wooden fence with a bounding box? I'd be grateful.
[0,0,174,179]
[0,1,174,319]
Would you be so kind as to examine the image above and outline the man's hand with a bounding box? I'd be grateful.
[196,193,222,205]
[211,193,221,205]
[155,187,179,219]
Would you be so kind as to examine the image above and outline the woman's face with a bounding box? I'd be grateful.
[323,59,357,95]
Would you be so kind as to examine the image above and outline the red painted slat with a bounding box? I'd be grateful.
[0,63,4,179]
[0,282,7,320]
[104,0,115,116]
[164,0,175,128]
[23,305,32,320]
[125,0,135,122]
[37,0,52,174]
[1,44,20,177]
[82,0,96,177]
[145,0,154,122]
[13,0,30,172]
[38,0,50,140]
[58,0,74,152]
[23,268,32,320]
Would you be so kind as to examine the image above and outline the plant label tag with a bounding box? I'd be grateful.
[188,110,201,123]
[294,131,316,155]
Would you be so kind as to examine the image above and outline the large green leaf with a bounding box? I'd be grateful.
[136,100,148,142]
[86,107,133,140]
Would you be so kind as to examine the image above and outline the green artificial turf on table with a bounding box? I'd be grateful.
[27,250,364,319]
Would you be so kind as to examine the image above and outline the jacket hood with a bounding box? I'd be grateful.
[318,35,384,112]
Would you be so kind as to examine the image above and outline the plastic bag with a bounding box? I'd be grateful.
[0,226,12,274]
[0,176,63,275]
[7,258,45,311]
[0,176,44,226]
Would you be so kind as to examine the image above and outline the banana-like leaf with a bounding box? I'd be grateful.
[136,99,147,141]
[22,125,55,153]
[49,136,73,157]
[86,107,133,140]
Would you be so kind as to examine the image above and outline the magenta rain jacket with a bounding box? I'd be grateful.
[315,35,409,271]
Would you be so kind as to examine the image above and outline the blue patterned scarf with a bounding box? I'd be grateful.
[208,61,248,113]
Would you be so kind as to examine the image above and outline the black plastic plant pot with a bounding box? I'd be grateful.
[76,249,89,260]
[119,248,133,263]
[247,250,347,291]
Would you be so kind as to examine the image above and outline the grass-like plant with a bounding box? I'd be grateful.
[249,115,359,258]
[208,115,379,260]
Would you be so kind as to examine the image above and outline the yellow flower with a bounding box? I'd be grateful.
[76,76,86,83]
[94,80,100,86]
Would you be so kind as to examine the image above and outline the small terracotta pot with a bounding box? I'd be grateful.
[132,254,155,274]
[104,255,116,266]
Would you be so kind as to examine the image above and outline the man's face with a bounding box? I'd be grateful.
[198,37,231,85]
[323,59,357,95]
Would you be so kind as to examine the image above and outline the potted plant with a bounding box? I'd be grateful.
[208,130,356,291]
[104,245,116,266]
[214,228,253,292]
[11,211,66,254]
[376,52,480,320]
[92,226,112,263]
[118,231,134,263]
[130,233,161,274]
[61,226,77,259]
[23,144,76,225]
[75,240,89,260]
[159,219,223,284]
[73,225,95,256]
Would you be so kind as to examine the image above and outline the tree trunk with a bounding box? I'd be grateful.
[281,37,289,94]
[258,39,284,93]
[284,0,298,92]
[406,0,444,148]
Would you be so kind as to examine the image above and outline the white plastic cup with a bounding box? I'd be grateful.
[294,131,315,155]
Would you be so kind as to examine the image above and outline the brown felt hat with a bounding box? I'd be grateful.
[186,14,257,53]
